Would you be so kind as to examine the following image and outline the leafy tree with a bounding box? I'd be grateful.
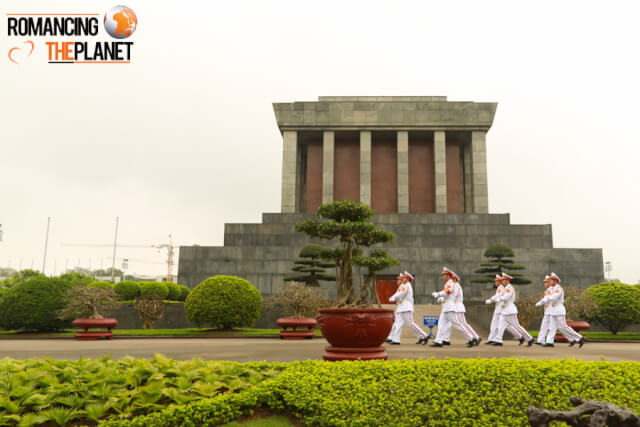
[58,285,121,320]
[295,201,397,307]
[135,282,170,329]
[579,282,640,334]
[265,281,331,318]
[0,269,46,289]
[471,243,531,285]
[114,280,140,300]
[283,244,336,286]
[59,272,94,287]
[164,282,182,301]
[184,275,262,329]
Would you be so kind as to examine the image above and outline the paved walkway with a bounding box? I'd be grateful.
[1,338,638,362]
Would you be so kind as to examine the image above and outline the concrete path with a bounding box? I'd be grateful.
[1,338,638,363]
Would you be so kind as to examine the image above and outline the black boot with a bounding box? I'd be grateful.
[466,340,475,348]
[442,341,451,346]
[518,337,525,346]
[527,339,534,347]
[429,342,443,347]
[578,337,585,348]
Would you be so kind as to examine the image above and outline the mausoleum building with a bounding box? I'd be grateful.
[178,96,603,304]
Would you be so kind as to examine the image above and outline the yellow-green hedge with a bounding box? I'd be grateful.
[101,358,640,427]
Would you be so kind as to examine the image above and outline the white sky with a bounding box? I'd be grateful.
[1,1,638,283]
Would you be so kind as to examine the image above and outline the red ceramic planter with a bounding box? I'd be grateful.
[555,320,590,343]
[72,318,118,340]
[316,307,394,361]
[276,317,317,340]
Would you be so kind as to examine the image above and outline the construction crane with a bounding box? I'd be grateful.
[62,235,179,282]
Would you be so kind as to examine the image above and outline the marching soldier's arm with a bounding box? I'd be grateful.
[433,282,453,298]
[546,287,562,304]
[389,285,407,303]
[486,287,503,304]
[498,286,512,302]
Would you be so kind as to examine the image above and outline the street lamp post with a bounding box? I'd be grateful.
[604,261,612,281]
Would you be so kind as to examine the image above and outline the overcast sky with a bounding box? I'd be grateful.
[1,1,638,283]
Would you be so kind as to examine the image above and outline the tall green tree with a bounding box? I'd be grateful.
[471,243,531,285]
[283,244,336,287]
[295,201,398,307]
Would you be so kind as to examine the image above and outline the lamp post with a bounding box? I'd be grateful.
[604,261,612,281]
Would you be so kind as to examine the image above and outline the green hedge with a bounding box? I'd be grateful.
[165,282,182,301]
[139,281,169,299]
[102,359,640,427]
[0,277,73,331]
[113,280,140,300]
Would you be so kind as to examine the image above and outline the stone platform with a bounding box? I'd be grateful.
[178,212,603,303]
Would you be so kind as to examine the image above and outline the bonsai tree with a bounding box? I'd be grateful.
[295,201,398,307]
[58,285,121,320]
[472,242,531,285]
[265,281,331,318]
[283,244,336,287]
[579,282,640,334]
[135,281,169,329]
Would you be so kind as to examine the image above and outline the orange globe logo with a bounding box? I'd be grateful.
[104,6,137,39]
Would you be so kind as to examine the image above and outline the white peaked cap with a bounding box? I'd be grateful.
[550,272,561,283]
[495,274,502,280]
[404,271,415,281]
[502,273,513,280]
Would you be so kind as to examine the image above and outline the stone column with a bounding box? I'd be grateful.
[397,131,409,213]
[471,131,489,213]
[281,131,297,213]
[463,142,473,212]
[360,131,371,206]
[322,131,335,204]
[434,131,447,213]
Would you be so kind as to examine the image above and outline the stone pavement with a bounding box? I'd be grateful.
[0,338,638,363]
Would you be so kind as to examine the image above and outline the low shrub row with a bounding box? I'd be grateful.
[0,355,286,426]
[101,358,640,427]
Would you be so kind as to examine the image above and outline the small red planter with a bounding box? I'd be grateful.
[276,318,317,340]
[72,318,118,340]
[316,307,394,361]
[555,320,590,343]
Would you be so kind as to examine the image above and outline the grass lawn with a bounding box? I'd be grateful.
[0,328,324,338]
[529,330,640,341]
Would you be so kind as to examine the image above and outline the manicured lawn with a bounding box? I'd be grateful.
[0,328,324,338]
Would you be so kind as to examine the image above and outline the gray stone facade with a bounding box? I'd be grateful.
[179,95,604,304]
[178,212,603,302]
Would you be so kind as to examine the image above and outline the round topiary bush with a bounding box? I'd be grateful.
[581,282,640,334]
[114,280,140,300]
[88,280,114,290]
[0,277,73,331]
[185,275,262,329]
[178,285,190,301]
[139,281,169,299]
[165,282,182,301]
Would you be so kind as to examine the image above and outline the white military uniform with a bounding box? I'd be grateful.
[440,281,479,342]
[536,285,554,344]
[542,283,583,345]
[386,280,428,343]
[433,279,475,344]
[485,283,520,342]
[495,282,533,344]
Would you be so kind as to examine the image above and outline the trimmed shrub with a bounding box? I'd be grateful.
[113,280,140,300]
[165,282,182,301]
[185,275,262,329]
[101,359,640,427]
[580,282,640,334]
[139,281,169,299]
[88,280,114,289]
[0,277,73,331]
[178,285,190,301]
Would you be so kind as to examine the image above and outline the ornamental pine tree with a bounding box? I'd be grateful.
[472,242,532,285]
[283,244,336,287]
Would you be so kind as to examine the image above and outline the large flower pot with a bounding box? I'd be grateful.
[554,320,590,343]
[276,318,317,340]
[72,318,118,340]
[316,307,394,361]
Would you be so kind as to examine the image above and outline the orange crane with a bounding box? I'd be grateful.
[62,235,179,282]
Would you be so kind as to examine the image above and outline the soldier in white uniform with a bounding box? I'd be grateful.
[536,272,584,348]
[430,267,477,347]
[385,271,429,345]
[385,272,407,345]
[493,273,534,346]
[534,275,553,345]
[484,274,520,344]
